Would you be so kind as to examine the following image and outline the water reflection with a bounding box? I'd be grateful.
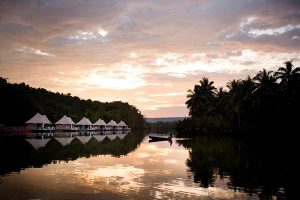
[0,133,296,199]
[177,137,296,200]
[0,131,144,176]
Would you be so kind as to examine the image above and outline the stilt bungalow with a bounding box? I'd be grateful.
[93,119,107,131]
[26,113,52,130]
[55,115,77,131]
[76,117,93,130]
[106,120,118,132]
[117,120,128,131]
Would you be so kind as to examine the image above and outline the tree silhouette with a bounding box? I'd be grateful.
[186,77,216,117]
[274,61,300,86]
[0,79,148,129]
[177,61,300,136]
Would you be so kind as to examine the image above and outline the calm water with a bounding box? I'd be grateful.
[0,132,295,199]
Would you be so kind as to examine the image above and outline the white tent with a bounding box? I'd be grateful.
[55,115,76,130]
[76,117,92,125]
[26,113,52,124]
[93,119,106,130]
[26,113,52,130]
[76,117,92,130]
[118,120,127,127]
[93,119,106,126]
[107,120,118,126]
[68,117,75,124]
[56,115,75,125]
[42,115,52,124]
[107,120,118,131]
[117,120,128,131]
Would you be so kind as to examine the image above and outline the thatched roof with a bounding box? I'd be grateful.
[55,115,75,125]
[76,117,92,125]
[93,119,106,126]
[26,113,52,124]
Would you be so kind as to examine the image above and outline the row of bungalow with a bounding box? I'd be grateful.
[26,113,130,132]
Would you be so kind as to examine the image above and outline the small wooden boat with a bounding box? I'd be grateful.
[149,135,172,141]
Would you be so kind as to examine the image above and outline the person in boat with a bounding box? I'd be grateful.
[168,132,173,140]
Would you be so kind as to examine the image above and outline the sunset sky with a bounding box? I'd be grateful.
[0,0,299,117]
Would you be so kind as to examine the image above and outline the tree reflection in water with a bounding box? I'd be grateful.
[177,136,296,200]
[0,131,145,176]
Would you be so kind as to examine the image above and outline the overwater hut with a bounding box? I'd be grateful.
[26,113,52,130]
[106,120,118,132]
[55,115,76,130]
[93,119,106,131]
[76,117,92,130]
[117,120,128,131]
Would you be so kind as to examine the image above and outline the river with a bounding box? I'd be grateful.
[0,131,295,199]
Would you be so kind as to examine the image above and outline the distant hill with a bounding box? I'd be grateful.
[146,117,185,123]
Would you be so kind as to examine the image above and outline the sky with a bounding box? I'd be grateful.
[0,0,300,118]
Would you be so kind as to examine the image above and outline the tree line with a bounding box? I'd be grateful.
[0,78,148,129]
[176,61,300,137]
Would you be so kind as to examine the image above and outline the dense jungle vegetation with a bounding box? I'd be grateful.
[0,78,148,129]
[176,61,300,138]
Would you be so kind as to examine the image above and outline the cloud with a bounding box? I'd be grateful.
[16,47,55,57]
[68,28,109,41]
[1,0,300,117]
[248,24,300,37]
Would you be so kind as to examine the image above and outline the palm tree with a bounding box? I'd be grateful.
[252,69,279,128]
[185,77,216,117]
[186,85,201,116]
[199,77,217,99]
[274,60,300,88]
[226,77,256,129]
[215,87,228,110]
[226,79,242,128]
[254,69,278,97]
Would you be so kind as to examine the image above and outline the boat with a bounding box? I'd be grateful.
[149,134,172,141]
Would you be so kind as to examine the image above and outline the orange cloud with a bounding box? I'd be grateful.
[1,0,300,117]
